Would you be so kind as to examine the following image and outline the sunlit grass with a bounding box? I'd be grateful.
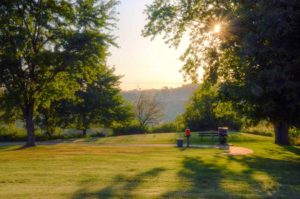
[91,131,273,145]
[0,133,299,198]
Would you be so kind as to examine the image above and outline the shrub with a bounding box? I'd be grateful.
[0,124,27,141]
[112,121,148,135]
[243,122,300,145]
[290,127,300,146]
[242,121,273,137]
[151,122,178,133]
[182,84,242,132]
[0,124,82,141]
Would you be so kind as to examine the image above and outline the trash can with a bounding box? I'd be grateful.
[176,138,184,148]
[218,127,228,145]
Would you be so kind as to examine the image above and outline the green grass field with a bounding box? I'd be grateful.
[0,132,299,198]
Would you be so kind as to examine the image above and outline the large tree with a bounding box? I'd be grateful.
[0,0,118,146]
[36,67,132,137]
[68,67,133,136]
[143,0,300,145]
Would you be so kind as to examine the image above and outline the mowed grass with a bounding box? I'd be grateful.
[87,131,272,145]
[0,132,299,199]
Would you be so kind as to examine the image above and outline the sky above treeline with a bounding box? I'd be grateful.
[108,0,194,90]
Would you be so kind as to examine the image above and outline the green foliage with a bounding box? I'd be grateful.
[112,117,184,135]
[290,128,300,138]
[143,0,234,82]
[0,0,119,145]
[0,124,27,141]
[242,121,274,137]
[68,67,133,135]
[0,123,66,141]
[242,122,300,145]
[289,128,300,145]
[173,115,185,132]
[35,67,133,136]
[35,100,69,137]
[215,1,300,128]
[183,84,241,131]
[112,120,148,135]
[151,122,179,133]
[143,0,300,145]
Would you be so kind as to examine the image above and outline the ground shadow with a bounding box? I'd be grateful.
[0,145,20,152]
[72,167,165,199]
[228,155,300,198]
[0,138,90,151]
[162,154,300,198]
[281,145,300,156]
[161,157,245,198]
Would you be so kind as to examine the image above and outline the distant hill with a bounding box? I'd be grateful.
[122,84,198,122]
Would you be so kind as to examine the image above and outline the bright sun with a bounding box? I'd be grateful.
[214,24,221,33]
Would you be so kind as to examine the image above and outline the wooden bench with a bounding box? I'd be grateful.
[199,131,219,141]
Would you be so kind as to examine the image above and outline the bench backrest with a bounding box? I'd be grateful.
[199,131,219,136]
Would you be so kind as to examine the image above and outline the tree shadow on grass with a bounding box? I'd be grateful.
[281,145,300,156]
[228,155,300,198]
[0,138,93,151]
[161,157,246,198]
[162,154,300,199]
[0,145,19,151]
[0,144,33,151]
[72,167,165,199]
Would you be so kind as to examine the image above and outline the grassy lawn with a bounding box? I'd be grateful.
[85,131,272,145]
[0,132,299,198]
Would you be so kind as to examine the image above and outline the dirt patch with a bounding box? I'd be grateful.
[228,146,253,155]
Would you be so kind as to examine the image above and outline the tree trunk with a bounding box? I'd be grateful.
[82,129,87,137]
[274,122,289,145]
[24,104,36,147]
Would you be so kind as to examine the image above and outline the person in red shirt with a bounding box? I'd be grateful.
[185,129,191,147]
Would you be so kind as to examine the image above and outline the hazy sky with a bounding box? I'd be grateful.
[108,0,189,90]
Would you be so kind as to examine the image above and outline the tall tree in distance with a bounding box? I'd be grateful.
[0,0,119,146]
[143,0,300,145]
[135,92,164,128]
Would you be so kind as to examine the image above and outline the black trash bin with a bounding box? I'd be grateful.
[176,138,184,148]
[218,127,228,145]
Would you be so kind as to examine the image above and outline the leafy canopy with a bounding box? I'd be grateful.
[0,0,119,145]
[0,0,118,110]
[69,67,133,133]
[143,0,300,128]
[183,83,241,131]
